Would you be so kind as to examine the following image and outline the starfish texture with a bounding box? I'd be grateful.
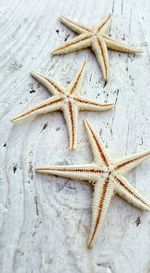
[37,120,150,248]
[11,62,114,149]
[52,14,142,82]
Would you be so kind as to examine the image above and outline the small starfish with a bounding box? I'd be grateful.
[37,120,150,248]
[52,14,142,82]
[11,62,114,149]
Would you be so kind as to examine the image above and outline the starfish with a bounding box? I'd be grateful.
[52,14,142,82]
[11,61,114,149]
[37,120,150,248]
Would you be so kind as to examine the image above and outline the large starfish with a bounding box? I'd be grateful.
[37,120,150,248]
[52,14,142,82]
[11,62,114,149]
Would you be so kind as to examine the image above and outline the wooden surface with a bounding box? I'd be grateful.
[1,0,150,272]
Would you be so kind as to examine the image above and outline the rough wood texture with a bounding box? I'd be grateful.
[0,0,150,272]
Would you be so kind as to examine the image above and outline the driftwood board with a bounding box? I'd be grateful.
[0,0,150,272]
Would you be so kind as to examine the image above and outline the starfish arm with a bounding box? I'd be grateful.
[115,175,150,211]
[75,96,114,111]
[68,61,86,96]
[63,101,79,150]
[11,96,63,123]
[92,38,109,82]
[52,33,92,55]
[114,151,150,175]
[60,16,92,34]
[36,163,102,182]
[104,35,143,54]
[31,71,66,96]
[87,177,114,248]
[95,13,112,34]
[84,120,111,166]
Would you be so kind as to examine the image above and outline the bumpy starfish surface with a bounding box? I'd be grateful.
[52,14,142,82]
[11,62,114,149]
[37,120,150,248]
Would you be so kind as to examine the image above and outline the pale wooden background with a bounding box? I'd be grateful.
[0,0,150,272]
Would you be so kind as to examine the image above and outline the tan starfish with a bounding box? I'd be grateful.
[11,62,114,149]
[52,14,142,82]
[37,120,150,248]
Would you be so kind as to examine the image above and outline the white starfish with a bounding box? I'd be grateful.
[11,62,114,149]
[52,14,142,82]
[37,120,150,248]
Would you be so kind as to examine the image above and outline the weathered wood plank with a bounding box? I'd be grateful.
[0,0,150,272]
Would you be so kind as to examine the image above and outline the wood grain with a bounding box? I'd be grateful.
[0,0,150,272]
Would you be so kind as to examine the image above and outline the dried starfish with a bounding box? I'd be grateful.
[11,62,114,149]
[37,120,150,248]
[52,14,142,82]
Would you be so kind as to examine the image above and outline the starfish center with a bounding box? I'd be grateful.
[64,93,74,103]
[65,92,71,98]
[92,33,98,39]
[107,165,115,176]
